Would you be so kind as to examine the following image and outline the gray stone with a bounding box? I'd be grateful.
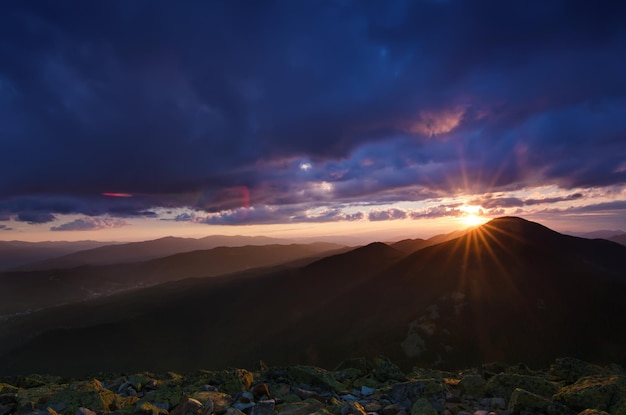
[508,388,552,414]
[251,400,276,415]
[342,402,367,415]
[74,408,96,415]
[361,386,376,397]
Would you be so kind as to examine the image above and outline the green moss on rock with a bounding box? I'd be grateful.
[554,375,625,413]
[458,375,486,398]
[508,388,553,414]
[283,366,344,393]
[410,398,437,415]
[550,358,607,384]
[486,373,559,400]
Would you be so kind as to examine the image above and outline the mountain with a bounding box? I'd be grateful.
[1,217,624,376]
[575,229,625,239]
[0,242,345,317]
[16,235,295,271]
[0,240,115,271]
[608,234,626,246]
[390,229,468,254]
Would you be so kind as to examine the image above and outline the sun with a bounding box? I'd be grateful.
[462,213,484,227]
[459,205,488,227]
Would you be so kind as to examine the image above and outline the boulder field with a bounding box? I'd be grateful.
[0,357,624,415]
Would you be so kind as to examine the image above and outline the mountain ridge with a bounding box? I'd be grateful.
[1,217,624,375]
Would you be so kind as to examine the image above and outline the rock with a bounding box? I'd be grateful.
[143,384,185,410]
[459,376,486,398]
[576,410,610,415]
[0,403,17,415]
[291,388,325,403]
[45,379,132,415]
[473,411,488,415]
[554,375,625,412]
[74,408,96,415]
[360,387,375,397]
[284,367,344,393]
[486,373,558,400]
[341,402,366,415]
[252,385,271,401]
[410,399,436,415]
[170,398,204,415]
[382,404,405,415]
[0,394,18,406]
[508,388,552,414]
[390,380,446,411]
[251,400,276,415]
[134,401,169,415]
[364,403,381,413]
[479,398,506,410]
[550,359,606,384]
[276,399,324,415]
[371,357,406,383]
[202,399,214,415]
[224,409,246,415]
[189,391,231,413]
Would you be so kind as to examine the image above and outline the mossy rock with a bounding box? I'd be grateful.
[283,366,344,393]
[577,410,610,415]
[0,383,19,394]
[370,357,407,383]
[410,398,437,415]
[142,385,185,410]
[17,384,67,410]
[133,401,169,415]
[45,379,128,415]
[351,376,381,390]
[276,399,325,415]
[550,359,607,384]
[508,388,553,414]
[2,376,61,390]
[554,375,625,413]
[199,369,253,395]
[189,391,232,412]
[458,375,487,398]
[486,373,559,400]
[389,379,447,411]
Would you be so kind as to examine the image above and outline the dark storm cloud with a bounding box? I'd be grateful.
[1,1,625,223]
[16,212,56,224]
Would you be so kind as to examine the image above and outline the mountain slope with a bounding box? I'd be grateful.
[17,235,295,271]
[1,217,624,375]
[0,240,115,271]
[0,242,345,317]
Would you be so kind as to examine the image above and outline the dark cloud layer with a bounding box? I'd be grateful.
[1,1,625,224]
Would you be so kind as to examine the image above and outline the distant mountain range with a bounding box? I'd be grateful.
[0,242,345,317]
[14,235,296,271]
[1,217,624,376]
[0,240,116,271]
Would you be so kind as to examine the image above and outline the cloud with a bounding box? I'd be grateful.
[0,2,625,226]
[368,208,407,221]
[50,217,129,231]
[0,224,12,231]
[409,206,464,220]
[409,108,466,137]
[16,212,56,224]
[476,192,584,209]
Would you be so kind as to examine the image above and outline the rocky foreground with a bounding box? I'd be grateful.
[0,357,624,415]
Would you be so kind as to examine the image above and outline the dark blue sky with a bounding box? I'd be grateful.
[1,1,625,238]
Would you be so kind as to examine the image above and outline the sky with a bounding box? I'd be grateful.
[1,0,625,243]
